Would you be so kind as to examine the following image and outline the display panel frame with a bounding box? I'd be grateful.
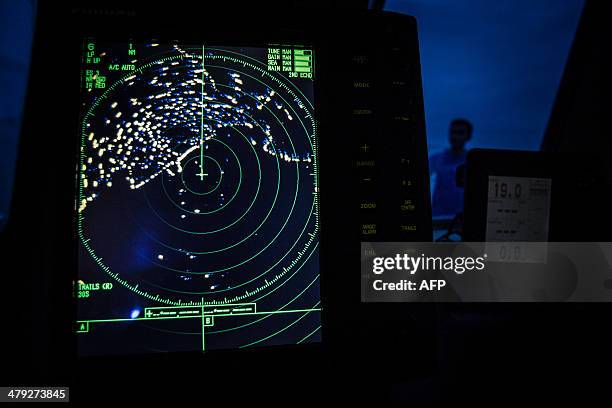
[59,10,332,365]
[12,4,431,393]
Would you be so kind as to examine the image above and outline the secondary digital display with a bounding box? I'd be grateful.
[485,176,552,242]
[485,175,551,262]
[76,41,320,355]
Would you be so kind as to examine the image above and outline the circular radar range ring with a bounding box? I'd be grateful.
[78,45,319,307]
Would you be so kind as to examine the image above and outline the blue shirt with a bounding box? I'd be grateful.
[429,149,467,217]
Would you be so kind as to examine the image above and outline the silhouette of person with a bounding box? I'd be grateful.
[429,119,472,217]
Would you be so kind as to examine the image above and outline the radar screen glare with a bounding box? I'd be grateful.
[76,40,320,355]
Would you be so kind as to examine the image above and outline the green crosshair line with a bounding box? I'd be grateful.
[198,44,208,181]
[201,297,206,351]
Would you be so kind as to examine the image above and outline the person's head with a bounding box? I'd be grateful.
[449,119,473,151]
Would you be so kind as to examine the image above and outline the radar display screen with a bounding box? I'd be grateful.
[76,40,320,355]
